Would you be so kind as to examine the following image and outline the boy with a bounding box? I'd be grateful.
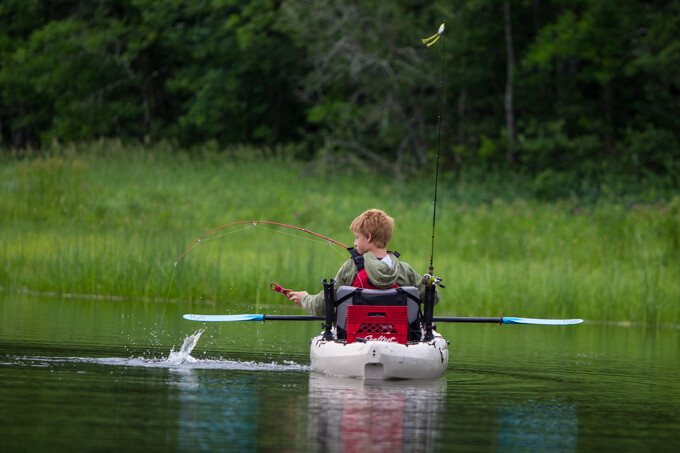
[288,209,437,317]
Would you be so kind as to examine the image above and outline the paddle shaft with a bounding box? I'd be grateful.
[245,316,565,323]
[240,316,484,322]
[263,315,323,321]
[434,317,504,323]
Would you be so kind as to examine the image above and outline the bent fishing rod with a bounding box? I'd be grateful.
[174,220,348,266]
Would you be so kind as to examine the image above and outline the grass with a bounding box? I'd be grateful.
[1,140,679,325]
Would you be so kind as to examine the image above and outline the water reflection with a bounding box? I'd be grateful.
[497,400,577,451]
[307,374,446,452]
[170,368,260,452]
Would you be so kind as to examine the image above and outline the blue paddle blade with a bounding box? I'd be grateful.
[502,317,583,325]
[183,314,264,322]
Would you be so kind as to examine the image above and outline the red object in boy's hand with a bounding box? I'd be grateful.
[270,282,292,298]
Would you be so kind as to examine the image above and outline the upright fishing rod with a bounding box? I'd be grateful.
[426,21,446,277]
[421,22,447,340]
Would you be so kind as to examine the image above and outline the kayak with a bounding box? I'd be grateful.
[303,285,449,380]
[309,330,449,380]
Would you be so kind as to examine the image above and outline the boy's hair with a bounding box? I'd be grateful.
[350,209,394,248]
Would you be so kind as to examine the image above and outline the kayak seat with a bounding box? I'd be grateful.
[335,286,421,341]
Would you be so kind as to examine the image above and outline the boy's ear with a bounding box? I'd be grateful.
[366,233,372,243]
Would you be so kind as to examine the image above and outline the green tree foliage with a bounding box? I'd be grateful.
[280,0,441,177]
[0,0,305,148]
[0,0,677,193]
[518,0,680,183]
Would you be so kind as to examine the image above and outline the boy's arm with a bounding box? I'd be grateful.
[300,260,356,317]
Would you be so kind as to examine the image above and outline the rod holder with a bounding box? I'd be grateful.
[422,274,443,341]
[322,278,336,340]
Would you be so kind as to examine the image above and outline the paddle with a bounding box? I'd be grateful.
[183,313,583,325]
[435,316,583,325]
[183,314,323,322]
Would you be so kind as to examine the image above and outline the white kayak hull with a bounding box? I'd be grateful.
[310,332,449,380]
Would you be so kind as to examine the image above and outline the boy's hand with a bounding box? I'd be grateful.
[288,291,308,307]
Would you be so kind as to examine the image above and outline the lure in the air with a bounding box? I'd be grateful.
[422,23,445,47]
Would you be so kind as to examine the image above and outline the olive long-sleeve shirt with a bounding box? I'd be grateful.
[300,251,439,317]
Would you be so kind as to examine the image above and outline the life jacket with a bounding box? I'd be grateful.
[347,247,399,289]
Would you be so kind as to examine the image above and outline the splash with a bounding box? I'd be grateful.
[166,329,205,365]
[3,327,309,372]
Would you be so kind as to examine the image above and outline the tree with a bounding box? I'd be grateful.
[0,0,307,148]
[503,0,516,164]
[520,0,650,172]
[281,0,442,178]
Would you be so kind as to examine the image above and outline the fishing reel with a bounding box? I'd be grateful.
[422,274,445,289]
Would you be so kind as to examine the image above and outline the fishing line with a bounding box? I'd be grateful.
[195,225,257,242]
[156,261,177,357]
[165,220,348,319]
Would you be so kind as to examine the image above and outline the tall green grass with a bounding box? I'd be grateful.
[1,140,679,325]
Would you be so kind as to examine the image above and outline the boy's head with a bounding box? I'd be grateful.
[350,209,394,249]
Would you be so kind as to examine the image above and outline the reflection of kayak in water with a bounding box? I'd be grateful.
[310,330,449,380]
[307,373,447,452]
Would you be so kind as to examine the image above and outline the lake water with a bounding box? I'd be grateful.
[1,293,678,452]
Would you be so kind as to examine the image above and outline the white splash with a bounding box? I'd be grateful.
[166,329,205,365]
[5,327,309,372]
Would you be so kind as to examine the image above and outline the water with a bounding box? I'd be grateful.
[1,293,678,452]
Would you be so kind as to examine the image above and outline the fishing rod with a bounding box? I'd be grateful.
[422,22,446,341]
[427,21,446,277]
[174,221,348,266]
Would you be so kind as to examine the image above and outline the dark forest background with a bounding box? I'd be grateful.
[1,0,678,198]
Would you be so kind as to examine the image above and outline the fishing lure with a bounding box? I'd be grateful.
[421,23,445,47]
